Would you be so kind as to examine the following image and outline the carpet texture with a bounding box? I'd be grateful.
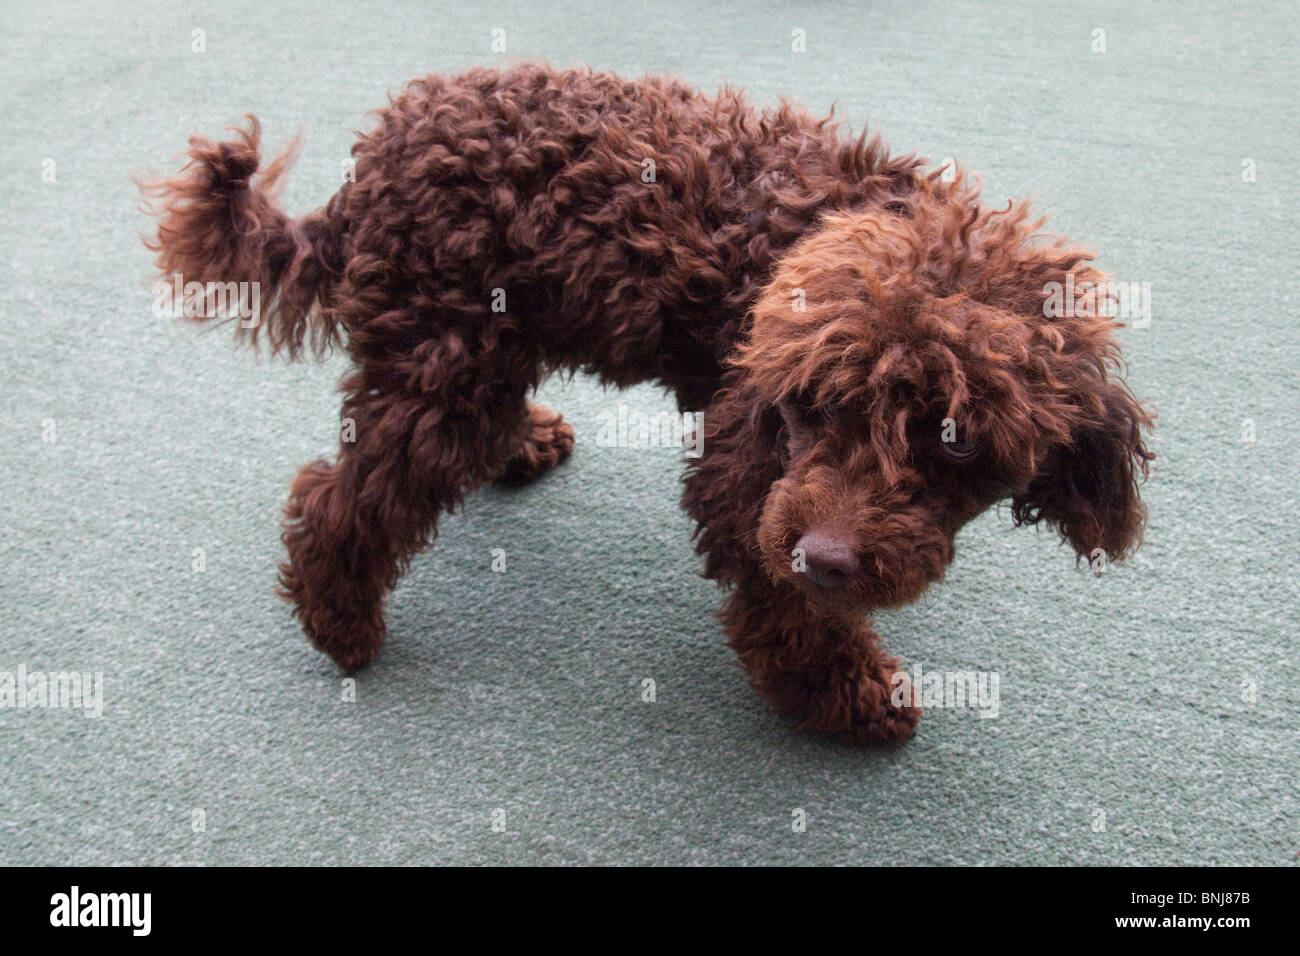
[1,0,1296,865]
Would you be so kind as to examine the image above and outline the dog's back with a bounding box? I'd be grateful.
[145,63,923,406]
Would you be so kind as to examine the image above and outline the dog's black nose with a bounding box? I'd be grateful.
[795,529,860,588]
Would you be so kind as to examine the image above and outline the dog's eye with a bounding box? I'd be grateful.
[779,400,823,431]
[939,438,979,461]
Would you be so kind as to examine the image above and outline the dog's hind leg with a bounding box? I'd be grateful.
[720,574,922,744]
[494,402,575,487]
[277,358,532,671]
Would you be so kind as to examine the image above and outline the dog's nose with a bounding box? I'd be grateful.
[795,529,860,588]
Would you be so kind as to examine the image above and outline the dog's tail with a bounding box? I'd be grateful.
[139,115,341,359]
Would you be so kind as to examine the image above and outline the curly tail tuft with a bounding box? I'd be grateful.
[139,115,340,359]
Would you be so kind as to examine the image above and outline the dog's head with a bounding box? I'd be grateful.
[726,175,1153,614]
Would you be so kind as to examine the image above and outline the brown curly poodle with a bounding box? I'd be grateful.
[142,63,1153,744]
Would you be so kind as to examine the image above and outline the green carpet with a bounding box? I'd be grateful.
[1,0,1296,865]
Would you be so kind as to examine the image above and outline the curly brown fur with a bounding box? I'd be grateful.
[142,63,1153,743]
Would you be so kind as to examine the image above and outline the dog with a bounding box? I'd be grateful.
[142,63,1153,743]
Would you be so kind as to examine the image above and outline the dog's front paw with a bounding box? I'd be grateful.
[286,590,386,673]
[789,653,921,745]
[320,629,383,673]
[276,557,386,672]
[835,660,922,745]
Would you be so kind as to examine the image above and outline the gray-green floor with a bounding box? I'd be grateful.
[2,1,1296,865]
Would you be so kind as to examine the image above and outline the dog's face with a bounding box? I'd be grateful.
[733,178,1153,616]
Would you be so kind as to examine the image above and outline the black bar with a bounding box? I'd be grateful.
[1,866,1283,941]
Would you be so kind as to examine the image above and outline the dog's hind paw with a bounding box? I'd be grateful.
[496,403,575,486]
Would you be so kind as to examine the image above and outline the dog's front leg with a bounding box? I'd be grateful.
[719,577,921,744]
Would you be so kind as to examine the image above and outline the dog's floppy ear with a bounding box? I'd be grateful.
[681,373,785,581]
[1011,379,1155,564]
